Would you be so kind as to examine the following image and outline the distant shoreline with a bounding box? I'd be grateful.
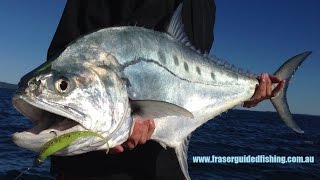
[0,82,18,89]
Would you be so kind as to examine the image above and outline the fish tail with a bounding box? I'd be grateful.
[270,51,312,133]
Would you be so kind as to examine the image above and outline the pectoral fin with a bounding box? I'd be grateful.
[130,100,194,119]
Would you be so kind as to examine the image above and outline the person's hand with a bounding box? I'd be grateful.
[243,73,285,108]
[109,118,155,153]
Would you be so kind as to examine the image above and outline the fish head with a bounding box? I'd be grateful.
[12,50,130,155]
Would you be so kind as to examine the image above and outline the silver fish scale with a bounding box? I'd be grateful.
[11,24,311,180]
[11,4,311,180]
[57,26,259,131]
[62,26,257,87]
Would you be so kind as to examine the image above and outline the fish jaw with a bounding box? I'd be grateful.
[11,54,131,155]
[12,125,85,153]
[11,93,132,155]
[11,94,87,153]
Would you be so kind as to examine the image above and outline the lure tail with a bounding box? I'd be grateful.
[34,130,108,166]
[16,131,108,180]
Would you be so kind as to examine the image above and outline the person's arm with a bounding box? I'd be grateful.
[110,118,155,153]
[243,73,285,108]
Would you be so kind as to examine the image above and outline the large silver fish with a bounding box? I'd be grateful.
[12,5,311,179]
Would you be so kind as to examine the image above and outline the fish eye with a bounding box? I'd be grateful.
[55,77,69,93]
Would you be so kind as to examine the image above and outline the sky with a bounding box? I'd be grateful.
[0,0,319,115]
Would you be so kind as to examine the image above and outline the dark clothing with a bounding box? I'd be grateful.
[51,141,184,180]
[47,0,215,59]
[47,0,216,179]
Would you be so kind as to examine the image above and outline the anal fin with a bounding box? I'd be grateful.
[175,134,192,180]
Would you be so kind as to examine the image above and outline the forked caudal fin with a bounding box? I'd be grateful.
[271,51,312,133]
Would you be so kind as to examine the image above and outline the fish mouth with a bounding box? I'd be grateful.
[11,95,86,152]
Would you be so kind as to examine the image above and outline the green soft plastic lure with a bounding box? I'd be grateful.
[33,130,109,166]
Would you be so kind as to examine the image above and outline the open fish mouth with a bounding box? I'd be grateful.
[11,95,85,152]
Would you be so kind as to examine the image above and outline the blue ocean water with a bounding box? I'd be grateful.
[0,88,319,180]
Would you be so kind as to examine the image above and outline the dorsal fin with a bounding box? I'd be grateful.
[167,4,195,48]
[166,3,257,78]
